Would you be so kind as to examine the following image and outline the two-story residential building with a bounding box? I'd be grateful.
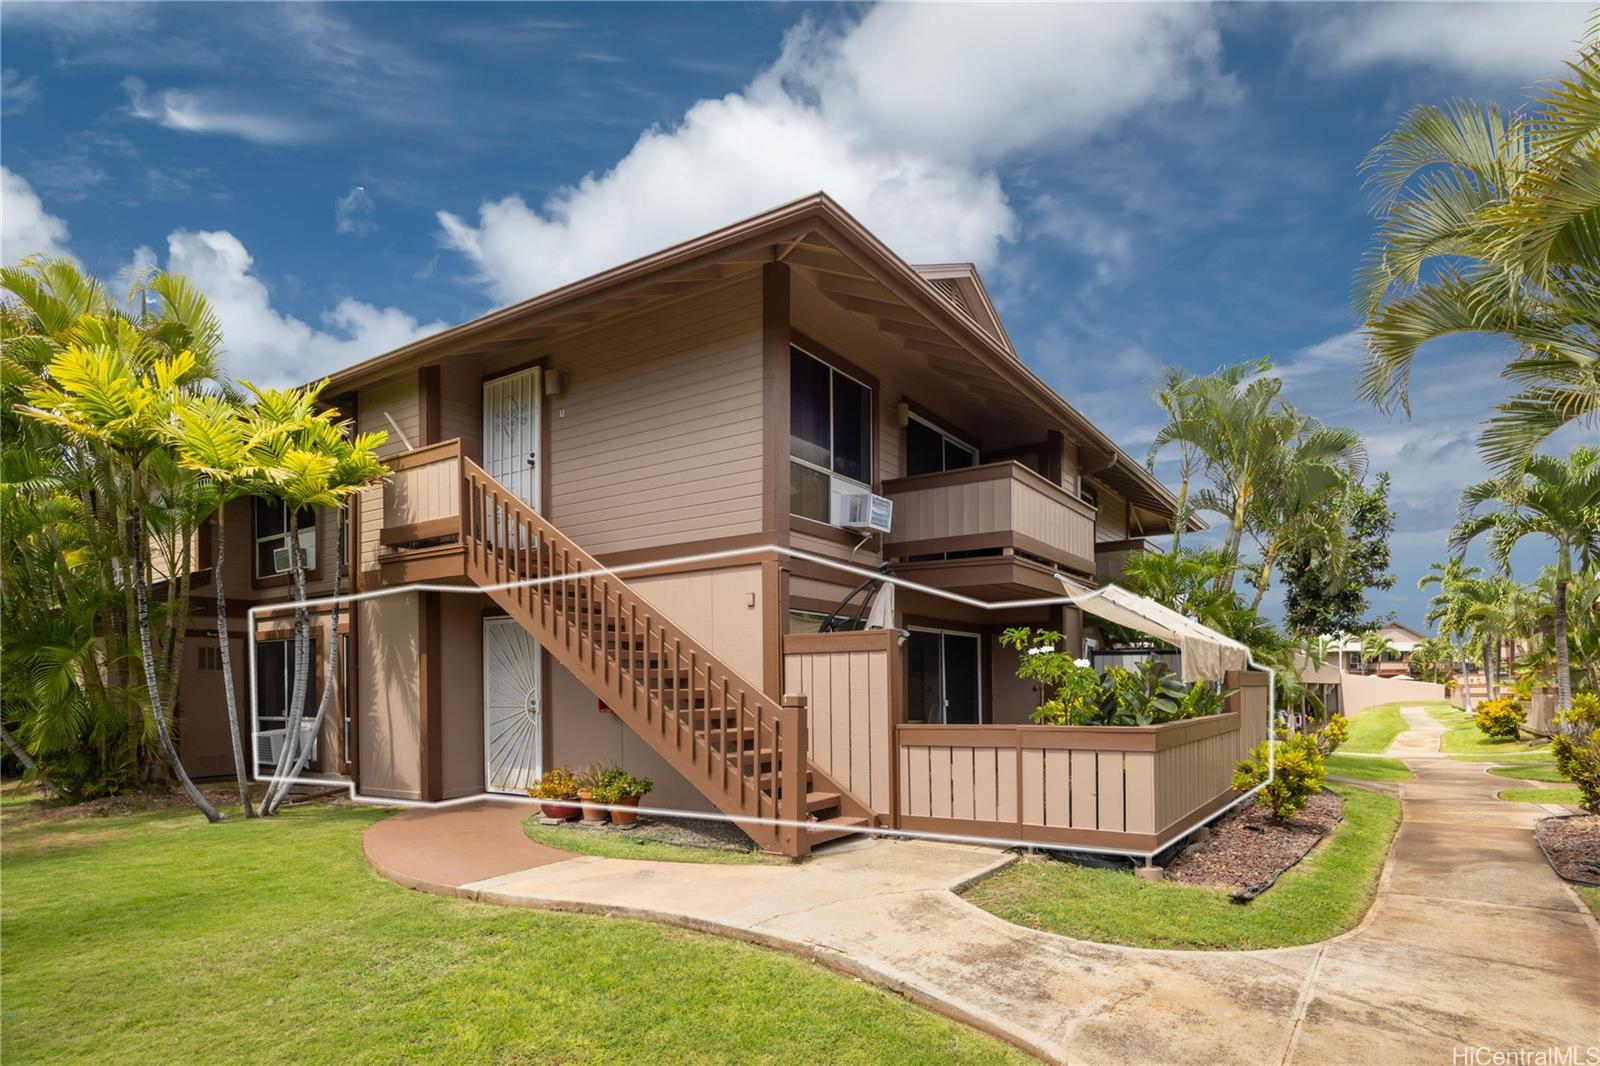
[174,193,1231,859]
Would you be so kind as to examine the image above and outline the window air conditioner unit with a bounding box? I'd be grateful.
[256,722,318,765]
[832,489,893,535]
[272,546,292,573]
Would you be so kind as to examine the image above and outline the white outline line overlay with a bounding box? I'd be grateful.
[247,544,1276,860]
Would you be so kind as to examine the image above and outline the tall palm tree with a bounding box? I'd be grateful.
[1359,631,1398,675]
[1420,558,1485,712]
[1358,34,1600,470]
[1451,447,1600,711]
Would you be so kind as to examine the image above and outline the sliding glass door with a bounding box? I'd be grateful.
[906,628,981,724]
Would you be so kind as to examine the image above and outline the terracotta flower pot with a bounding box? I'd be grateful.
[540,799,580,821]
[578,788,608,822]
[610,794,641,826]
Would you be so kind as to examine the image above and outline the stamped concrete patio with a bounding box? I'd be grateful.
[364,707,1600,1064]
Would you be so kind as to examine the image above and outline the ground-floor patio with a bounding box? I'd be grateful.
[364,707,1600,1065]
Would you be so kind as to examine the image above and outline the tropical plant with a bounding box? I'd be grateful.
[1358,33,1600,470]
[1474,696,1527,740]
[1551,692,1600,814]
[1358,630,1397,675]
[1233,731,1326,822]
[255,384,387,816]
[591,769,654,804]
[15,297,224,820]
[1451,447,1600,712]
[528,766,580,800]
[1420,558,1487,712]
[1281,472,1396,638]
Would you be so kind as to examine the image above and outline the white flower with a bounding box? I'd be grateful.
[1073,658,1092,668]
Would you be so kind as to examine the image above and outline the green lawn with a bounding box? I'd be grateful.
[524,818,778,865]
[1,797,1024,1065]
[1341,702,1412,754]
[1498,786,1584,805]
[1325,753,1414,783]
[1488,761,1568,783]
[1576,886,1600,920]
[962,785,1401,950]
[1428,705,1552,757]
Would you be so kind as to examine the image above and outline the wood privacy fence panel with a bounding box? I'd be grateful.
[897,710,1249,851]
[783,631,896,817]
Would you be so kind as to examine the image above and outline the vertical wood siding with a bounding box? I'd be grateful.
[783,631,895,816]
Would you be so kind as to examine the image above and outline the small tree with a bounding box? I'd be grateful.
[252,385,386,816]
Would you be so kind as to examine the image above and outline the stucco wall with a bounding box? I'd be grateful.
[1339,671,1447,716]
[357,592,421,798]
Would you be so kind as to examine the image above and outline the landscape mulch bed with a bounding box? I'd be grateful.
[543,813,759,853]
[1164,791,1343,900]
[1535,814,1600,887]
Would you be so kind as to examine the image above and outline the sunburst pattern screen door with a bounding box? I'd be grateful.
[483,616,542,794]
[482,366,541,510]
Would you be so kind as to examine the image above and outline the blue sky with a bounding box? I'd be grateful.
[1,1,1592,628]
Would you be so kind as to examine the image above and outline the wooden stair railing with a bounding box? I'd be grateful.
[461,459,866,857]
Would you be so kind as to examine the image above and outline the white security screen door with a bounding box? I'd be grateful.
[482,367,542,510]
[483,616,542,795]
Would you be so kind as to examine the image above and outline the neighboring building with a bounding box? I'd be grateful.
[1337,621,1428,677]
[175,193,1236,858]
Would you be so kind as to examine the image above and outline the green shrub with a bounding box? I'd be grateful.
[1233,732,1326,822]
[998,628,1228,727]
[1315,714,1350,756]
[1552,692,1600,815]
[1474,696,1526,740]
[529,765,579,800]
[591,767,654,803]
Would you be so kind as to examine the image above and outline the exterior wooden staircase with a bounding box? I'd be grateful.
[461,459,868,857]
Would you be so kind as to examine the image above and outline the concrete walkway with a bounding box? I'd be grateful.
[366,707,1599,1064]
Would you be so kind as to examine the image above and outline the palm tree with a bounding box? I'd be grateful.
[1461,574,1519,698]
[252,385,387,816]
[1420,558,1485,712]
[1359,631,1397,675]
[1358,35,1600,470]
[19,328,224,821]
[1450,448,1600,711]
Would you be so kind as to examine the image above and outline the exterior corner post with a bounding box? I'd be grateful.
[780,692,809,859]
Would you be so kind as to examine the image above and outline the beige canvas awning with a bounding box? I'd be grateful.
[1059,577,1251,684]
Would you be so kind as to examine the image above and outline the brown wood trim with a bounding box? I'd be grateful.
[1042,430,1064,485]
[1227,669,1270,689]
[377,546,467,583]
[762,260,791,541]
[783,630,896,654]
[897,814,1158,853]
[896,713,1240,754]
[480,355,551,386]
[884,530,1094,578]
[418,365,441,445]
[385,438,463,471]
[593,532,775,570]
[789,515,864,546]
[1094,537,1156,553]
[1155,790,1238,847]
[380,517,461,546]
[762,558,784,697]
[419,591,443,801]
[902,399,982,457]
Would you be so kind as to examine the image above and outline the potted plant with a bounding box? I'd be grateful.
[527,766,580,821]
[575,763,610,822]
[595,769,654,826]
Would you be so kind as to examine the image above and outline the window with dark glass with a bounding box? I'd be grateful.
[789,349,872,523]
[905,416,977,477]
[254,636,317,739]
[255,499,318,578]
[906,629,982,724]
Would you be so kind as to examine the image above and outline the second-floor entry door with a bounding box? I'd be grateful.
[483,366,542,511]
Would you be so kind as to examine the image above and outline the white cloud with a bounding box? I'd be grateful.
[123,76,317,145]
[1307,2,1590,80]
[438,5,1234,305]
[0,166,73,264]
[335,185,376,236]
[2,68,42,116]
[160,229,445,386]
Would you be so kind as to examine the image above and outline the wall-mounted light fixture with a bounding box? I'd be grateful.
[895,401,910,428]
[544,369,564,397]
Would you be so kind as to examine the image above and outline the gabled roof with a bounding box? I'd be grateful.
[911,263,1015,355]
[323,192,1192,529]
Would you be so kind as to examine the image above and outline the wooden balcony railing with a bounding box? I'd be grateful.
[881,461,1096,574]
[1094,537,1163,584]
[380,438,464,548]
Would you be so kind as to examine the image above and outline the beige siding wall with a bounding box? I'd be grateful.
[176,633,248,779]
[629,566,765,686]
[989,637,1039,726]
[544,276,765,554]
[357,592,421,798]
[1093,482,1128,542]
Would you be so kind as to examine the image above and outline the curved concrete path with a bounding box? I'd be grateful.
[366,707,1599,1064]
